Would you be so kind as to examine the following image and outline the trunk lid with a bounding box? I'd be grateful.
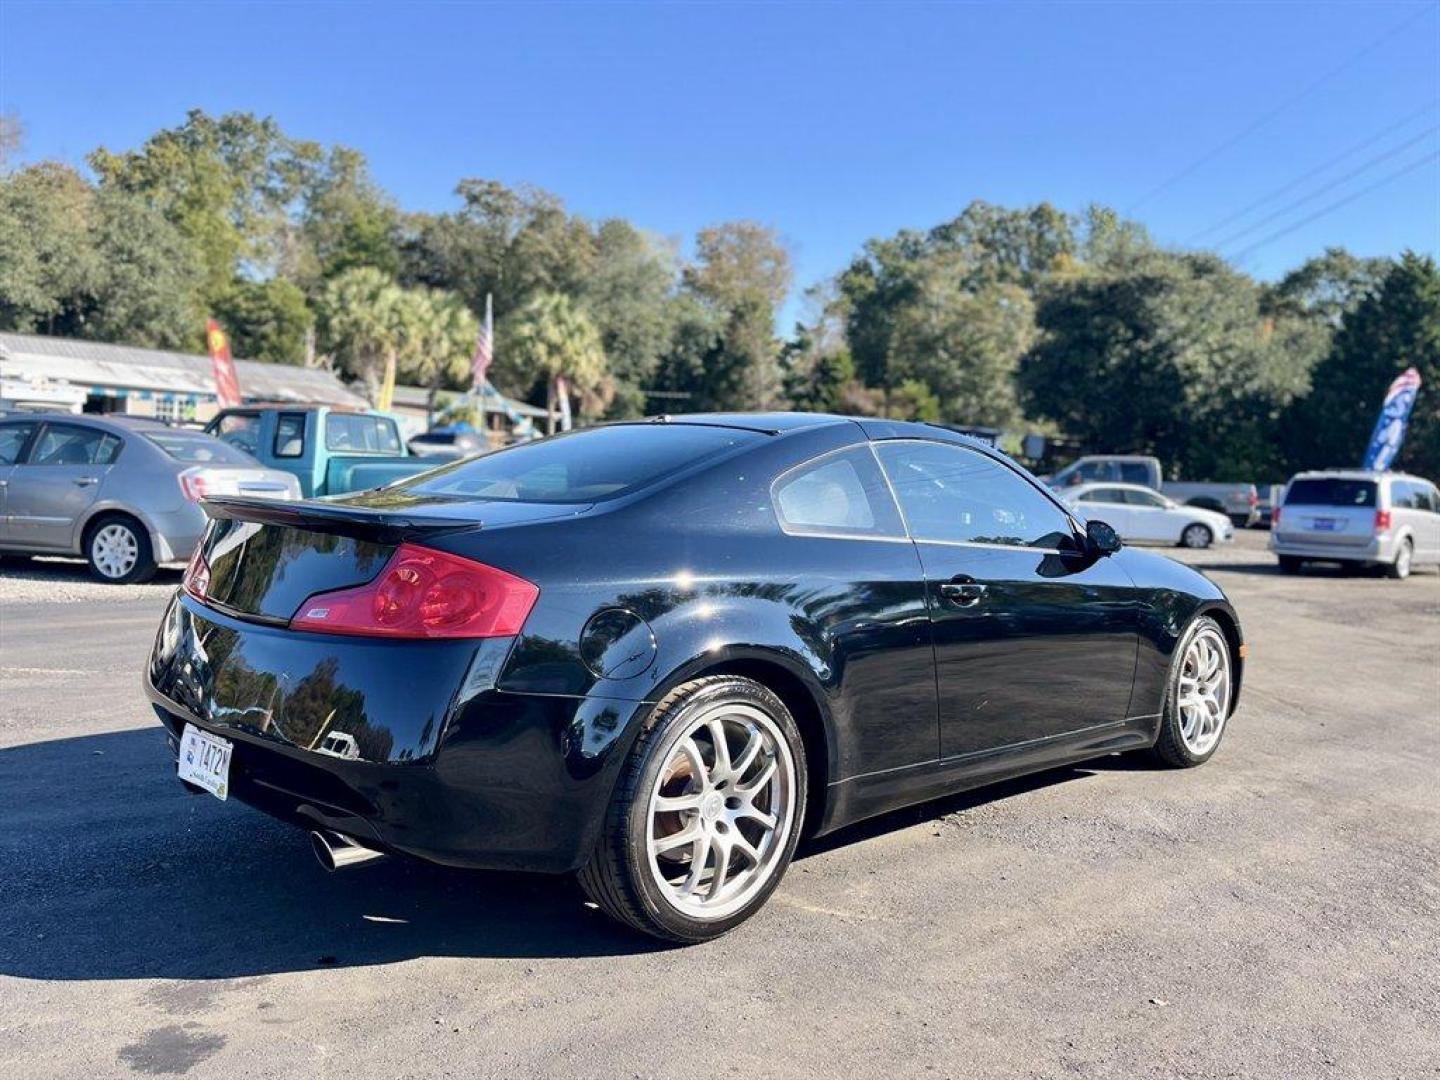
[196,492,582,622]
[1278,478,1378,547]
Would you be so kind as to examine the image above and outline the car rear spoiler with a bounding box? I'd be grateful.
[201,495,480,544]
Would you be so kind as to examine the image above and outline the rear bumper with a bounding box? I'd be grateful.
[1270,535,1392,563]
[145,593,647,873]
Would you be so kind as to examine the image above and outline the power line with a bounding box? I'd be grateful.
[1186,102,1437,244]
[1214,125,1438,250]
[1127,5,1434,214]
[1229,150,1440,263]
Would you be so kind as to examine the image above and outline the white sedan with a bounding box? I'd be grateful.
[1062,482,1234,549]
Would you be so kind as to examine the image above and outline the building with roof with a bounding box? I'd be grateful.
[0,332,368,421]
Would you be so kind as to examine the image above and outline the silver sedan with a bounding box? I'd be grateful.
[0,414,299,583]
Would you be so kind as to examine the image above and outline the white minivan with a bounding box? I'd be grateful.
[1271,470,1440,579]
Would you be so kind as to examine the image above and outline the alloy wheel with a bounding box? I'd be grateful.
[1182,524,1211,549]
[1177,625,1230,756]
[645,701,796,921]
[92,524,139,579]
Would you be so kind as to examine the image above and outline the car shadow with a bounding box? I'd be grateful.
[0,728,664,980]
[0,729,1144,980]
[0,555,184,585]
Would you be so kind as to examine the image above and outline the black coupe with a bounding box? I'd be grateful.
[147,414,1243,941]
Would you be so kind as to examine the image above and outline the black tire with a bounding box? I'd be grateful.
[1277,555,1303,575]
[1179,522,1213,549]
[1149,615,1233,769]
[578,675,808,943]
[84,513,157,584]
[1385,539,1413,580]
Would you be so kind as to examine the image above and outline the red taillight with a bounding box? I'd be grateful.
[1271,507,1281,529]
[1248,487,1258,507]
[178,467,210,502]
[289,543,538,639]
[1374,509,1392,532]
[183,547,210,600]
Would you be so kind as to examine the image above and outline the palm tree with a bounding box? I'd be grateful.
[317,267,405,404]
[502,292,609,433]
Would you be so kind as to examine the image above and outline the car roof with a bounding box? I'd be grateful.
[654,412,855,434]
[1067,481,1163,493]
[1289,470,1429,482]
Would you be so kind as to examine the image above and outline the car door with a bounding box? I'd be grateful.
[1078,487,1133,534]
[1123,488,1173,542]
[873,439,1138,759]
[4,422,122,550]
[0,420,41,543]
[1423,484,1440,563]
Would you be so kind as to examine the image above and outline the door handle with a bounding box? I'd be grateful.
[939,576,987,608]
[73,477,99,487]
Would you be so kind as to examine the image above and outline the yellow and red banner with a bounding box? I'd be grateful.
[205,318,242,408]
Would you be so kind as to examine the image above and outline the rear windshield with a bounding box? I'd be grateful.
[326,414,403,454]
[145,431,255,465]
[1284,478,1377,508]
[394,423,761,503]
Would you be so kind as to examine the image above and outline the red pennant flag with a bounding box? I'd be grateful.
[205,319,242,408]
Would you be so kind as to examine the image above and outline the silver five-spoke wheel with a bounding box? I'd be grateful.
[645,702,796,921]
[91,523,140,580]
[1176,624,1230,756]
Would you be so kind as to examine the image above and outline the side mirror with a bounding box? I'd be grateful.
[1086,519,1123,556]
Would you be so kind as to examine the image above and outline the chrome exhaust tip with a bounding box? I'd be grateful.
[310,829,386,872]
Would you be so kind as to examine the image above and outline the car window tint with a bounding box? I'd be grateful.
[28,424,117,466]
[1080,487,1124,504]
[274,413,306,458]
[1285,478,1376,508]
[773,447,904,538]
[0,422,37,464]
[875,440,1075,549]
[215,413,260,454]
[1127,489,1167,508]
[1391,480,1417,509]
[1118,463,1152,485]
[326,414,402,454]
[146,431,254,465]
[397,423,763,504]
[1426,485,1440,512]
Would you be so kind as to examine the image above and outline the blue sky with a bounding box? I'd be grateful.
[3,1,1436,324]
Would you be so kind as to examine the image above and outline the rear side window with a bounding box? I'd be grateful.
[1118,462,1153,485]
[28,425,121,466]
[395,423,762,504]
[1077,487,1126,504]
[773,447,904,538]
[274,413,307,458]
[214,412,260,454]
[1285,478,1376,508]
[326,414,402,454]
[0,422,37,464]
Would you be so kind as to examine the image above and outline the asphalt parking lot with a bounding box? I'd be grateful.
[1,531,1436,1080]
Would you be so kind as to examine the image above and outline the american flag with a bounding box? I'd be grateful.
[472,293,493,389]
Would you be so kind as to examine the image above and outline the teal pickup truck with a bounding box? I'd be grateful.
[204,406,436,497]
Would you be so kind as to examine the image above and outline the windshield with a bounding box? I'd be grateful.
[146,431,257,465]
[393,423,762,504]
[1285,478,1377,508]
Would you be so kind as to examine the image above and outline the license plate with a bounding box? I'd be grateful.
[177,723,232,800]
[1311,518,1338,531]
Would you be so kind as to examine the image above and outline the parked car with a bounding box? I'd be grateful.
[0,414,299,583]
[147,413,1243,942]
[407,426,486,460]
[1061,482,1234,548]
[1046,455,1259,526]
[1271,470,1440,579]
[205,406,433,497]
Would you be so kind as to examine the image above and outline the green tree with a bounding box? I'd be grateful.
[213,278,314,365]
[1263,247,1391,327]
[0,162,200,347]
[497,291,609,432]
[293,145,402,285]
[579,220,680,417]
[683,221,791,408]
[1019,251,1313,478]
[396,286,479,408]
[89,109,322,307]
[1284,252,1440,476]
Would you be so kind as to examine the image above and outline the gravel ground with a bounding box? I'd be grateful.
[1,530,1437,1079]
[0,557,181,604]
